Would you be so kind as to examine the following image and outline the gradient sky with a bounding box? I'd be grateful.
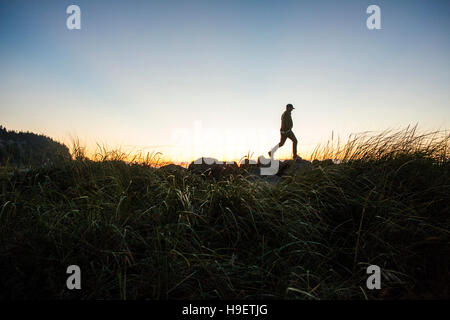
[1,0,449,162]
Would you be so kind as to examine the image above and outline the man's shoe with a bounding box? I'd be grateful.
[268,151,272,158]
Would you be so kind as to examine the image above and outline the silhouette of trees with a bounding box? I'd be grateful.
[0,125,71,166]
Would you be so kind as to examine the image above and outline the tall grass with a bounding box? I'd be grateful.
[70,139,168,167]
[311,125,449,163]
[0,127,448,299]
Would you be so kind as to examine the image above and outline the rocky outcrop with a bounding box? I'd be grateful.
[159,164,187,172]
[188,157,239,179]
[185,156,313,181]
[277,158,313,176]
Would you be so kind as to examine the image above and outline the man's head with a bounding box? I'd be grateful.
[286,103,295,111]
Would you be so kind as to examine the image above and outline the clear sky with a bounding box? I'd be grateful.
[1,0,449,162]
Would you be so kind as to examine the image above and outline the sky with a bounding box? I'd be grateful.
[1,0,449,162]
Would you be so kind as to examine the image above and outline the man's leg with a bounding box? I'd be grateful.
[269,133,288,157]
[287,131,298,159]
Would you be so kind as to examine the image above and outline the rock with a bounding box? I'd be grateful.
[188,157,239,179]
[278,158,312,176]
[257,155,270,167]
[240,156,282,176]
[159,164,186,172]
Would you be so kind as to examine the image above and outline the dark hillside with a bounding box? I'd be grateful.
[0,126,71,166]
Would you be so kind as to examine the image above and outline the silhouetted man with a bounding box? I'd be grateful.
[269,104,298,159]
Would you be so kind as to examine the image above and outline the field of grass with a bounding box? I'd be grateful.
[0,127,449,299]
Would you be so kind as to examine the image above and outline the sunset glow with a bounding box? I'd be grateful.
[1,0,449,163]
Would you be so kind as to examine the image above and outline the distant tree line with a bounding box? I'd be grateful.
[0,126,71,166]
